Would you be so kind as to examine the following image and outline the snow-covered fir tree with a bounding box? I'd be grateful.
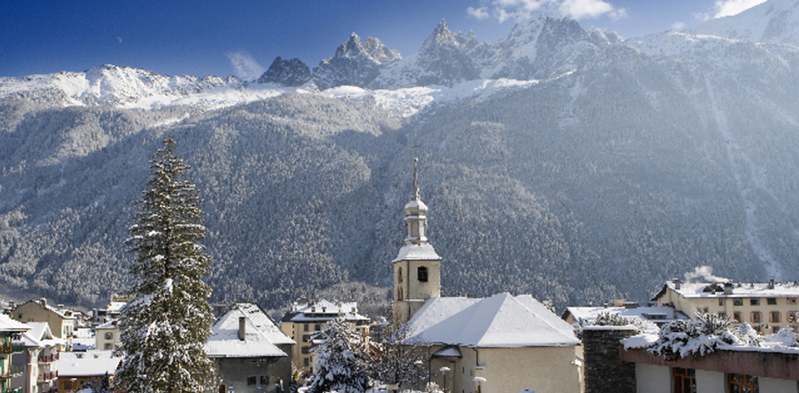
[308,317,370,393]
[367,320,428,391]
[115,136,216,393]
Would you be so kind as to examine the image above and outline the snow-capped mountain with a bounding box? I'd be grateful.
[258,57,311,87]
[4,0,799,311]
[692,0,799,46]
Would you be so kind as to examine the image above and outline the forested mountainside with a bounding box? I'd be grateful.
[3,1,799,312]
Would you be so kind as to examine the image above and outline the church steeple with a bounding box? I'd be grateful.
[392,157,441,326]
[404,158,429,245]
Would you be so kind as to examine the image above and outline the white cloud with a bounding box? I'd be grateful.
[466,0,625,22]
[226,51,265,81]
[467,6,490,20]
[671,22,686,31]
[713,0,767,18]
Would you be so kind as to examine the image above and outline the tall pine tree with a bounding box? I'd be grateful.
[115,136,215,393]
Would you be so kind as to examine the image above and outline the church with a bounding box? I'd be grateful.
[391,159,583,393]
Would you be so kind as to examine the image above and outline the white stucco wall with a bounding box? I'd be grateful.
[477,346,580,393]
[760,377,798,393]
[635,363,670,393]
[696,370,724,393]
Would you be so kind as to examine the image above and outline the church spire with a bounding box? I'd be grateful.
[404,158,428,245]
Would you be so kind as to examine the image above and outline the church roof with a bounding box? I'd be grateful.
[402,293,579,348]
[392,243,441,263]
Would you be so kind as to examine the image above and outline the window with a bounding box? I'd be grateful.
[247,376,257,386]
[260,376,269,385]
[301,346,310,354]
[104,343,112,350]
[398,267,403,283]
[718,312,727,319]
[303,324,308,332]
[750,298,760,306]
[303,357,309,367]
[733,298,743,306]
[315,324,321,331]
[418,266,428,282]
[733,312,742,322]
[105,332,113,340]
[727,373,758,392]
[751,312,762,323]
[398,288,403,301]
[302,334,310,343]
[767,298,777,305]
[773,326,780,333]
[788,298,797,305]
[719,298,724,306]
[770,311,781,323]
[672,368,696,393]
[64,381,72,390]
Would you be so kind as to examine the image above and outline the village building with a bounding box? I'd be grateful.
[11,322,64,393]
[391,159,582,393]
[562,304,690,327]
[10,301,76,350]
[280,299,370,379]
[207,303,294,393]
[0,314,29,393]
[652,279,799,333]
[56,351,120,393]
[94,322,119,351]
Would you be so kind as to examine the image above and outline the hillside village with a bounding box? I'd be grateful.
[2,161,799,393]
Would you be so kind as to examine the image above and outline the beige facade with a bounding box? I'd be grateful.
[653,280,799,333]
[11,300,76,350]
[94,322,119,351]
[427,346,581,393]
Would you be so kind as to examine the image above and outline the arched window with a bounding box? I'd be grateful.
[418,266,428,282]
[398,267,403,283]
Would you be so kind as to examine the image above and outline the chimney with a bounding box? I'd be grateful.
[724,282,733,295]
[238,317,246,341]
[674,278,681,290]
[40,298,47,307]
[769,278,775,289]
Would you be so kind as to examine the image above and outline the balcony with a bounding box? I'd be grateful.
[0,364,25,379]
[37,353,59,363]
[37,370,57,382]
[0,342,26,354]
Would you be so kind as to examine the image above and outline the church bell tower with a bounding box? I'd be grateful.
[392,158,441,325]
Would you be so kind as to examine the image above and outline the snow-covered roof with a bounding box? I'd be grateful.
[15,322,64,348]
[392,243,441,263]
[655,281,799,300]
[404,199,428,212]
[106,302,126,313]
[564,306,690,324]
[96,321,119,330]
[0,313,30,332]
[206,303,293,358]
[403,293,579,348]
[287,299,370,323]
[58,351,121,377]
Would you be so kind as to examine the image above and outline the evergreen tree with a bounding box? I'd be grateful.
[367,321,428,392]
[115,136,215,393]
[308,317,371,393]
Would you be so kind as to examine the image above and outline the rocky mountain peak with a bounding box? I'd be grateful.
[362,37,401,65]
[258,57,311,86]
[423,19,459,48]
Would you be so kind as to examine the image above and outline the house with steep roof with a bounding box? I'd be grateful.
[653,278,799,333]
[388,159,582,393]
[0,314,29,393]
[207,303,294,393]
[11,323,64,393]
[10,300,76,350]
[280,299,370,378]
[94,321,119,351]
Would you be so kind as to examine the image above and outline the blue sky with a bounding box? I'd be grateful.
[0,0,767,79]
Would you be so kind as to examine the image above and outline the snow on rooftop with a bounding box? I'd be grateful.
[15,322,64,348]
[206,303,293,358]
[0,313,29,332]
[289,299,369,322]
[392,243,441,263]
[565,306,689,323]
[58,351,121,377]
[404,293,579,348]
[662,281,799,298]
